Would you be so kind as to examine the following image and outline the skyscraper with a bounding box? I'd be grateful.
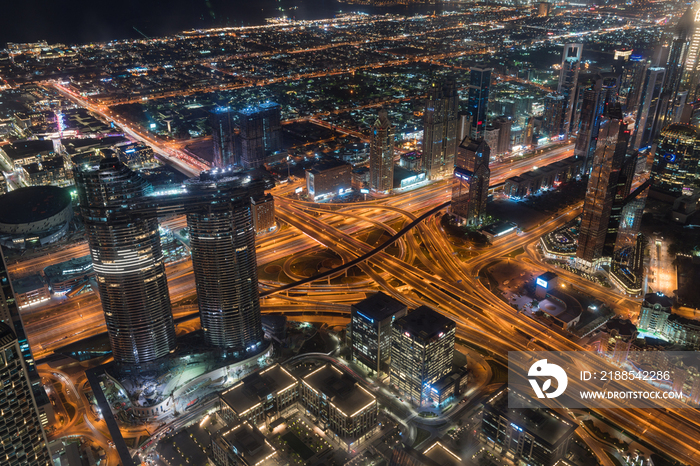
[423,77,459,179]
[558,43,583,135]
[237,103,283,168]
[238,107,265,169]
[390,306,455,405]
[0,249,53,427]
[369,109,395,193]
[258,102,283,154]
[542,93,565,138]
[0,322,51,466]
[577,106,629,264]
[75,158,176,365]
[467,66,492,140]
[574,74,618,172]
[680,5,700,98]
[0,248,36,378]
[574,75,606,169]
[185,172,266,353]
[351,292,408,373]
[492,116,512,155]
[661,35,689,127]
[631,67,666,150]
[451,137,490,226]
[211,106,236,168]
[76,159,272,362]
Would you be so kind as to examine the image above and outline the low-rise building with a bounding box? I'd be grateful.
[219,364,298,429]
[393,166,426,190]
[0,139,55,169]
[210,420,277,466]
[305,158,352,201]
[481,221,517,243]
[43,255,94,295]
[18,157,70,187]
[481,387,577,466]
[427,367,469,407]
[12,274,50,309]
[300,363,378,451]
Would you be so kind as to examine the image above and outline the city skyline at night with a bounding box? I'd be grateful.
[2,2,700,466]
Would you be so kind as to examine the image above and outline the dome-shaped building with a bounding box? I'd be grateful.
[0,186,73,249]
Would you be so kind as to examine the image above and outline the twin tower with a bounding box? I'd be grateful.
[75,158,273,365]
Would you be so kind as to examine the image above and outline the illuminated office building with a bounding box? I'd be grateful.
[369,109,395,193]
[351,292,408,373]
[542,93,565,138]
[467,67,492,140]
[0,322,51,466]
[481,387,577,466]
[211,106,236,168]
[300,364,378,450]
[423,78,459,179]
[652,123,700,195]
[577,106,629,265]
[75,158,176,365]
[390,306,456,405]
[558,43,583,135]
[451,138,490,226]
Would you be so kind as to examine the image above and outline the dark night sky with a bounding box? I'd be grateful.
[1,0,441,46]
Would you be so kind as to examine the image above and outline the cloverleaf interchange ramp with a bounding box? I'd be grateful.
[259,200,452,297]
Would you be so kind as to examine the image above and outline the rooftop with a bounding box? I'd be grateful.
[307,157,351,174]
[537,271,558,283]
[44,255,93,279]
[486,387,577,449]
[352,292,407,323]
[643,292,673,309]
[220,364,297,416]
[0,186,72,225]
[2,139,54,159]
[303,364,376,417]
[393,306,455,342]
[422,441,463,466]
[12,274,46,294]
[216,421,276,466]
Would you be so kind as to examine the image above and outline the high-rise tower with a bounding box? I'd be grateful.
[184,172,266,353]
[467,66,492,140]
[452,137,490,226]
[631,67,666,150]
[76,159,272,362]
[680,5,700,98]
[575,74,619,172]
[75,158,176,365]
[211,106,236,168]
[423,78,459,179]
[369,109,395,193]
[577,106,629,264]
[237,103,283,169]
[558,43,583,135]
[0,323,51,466]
